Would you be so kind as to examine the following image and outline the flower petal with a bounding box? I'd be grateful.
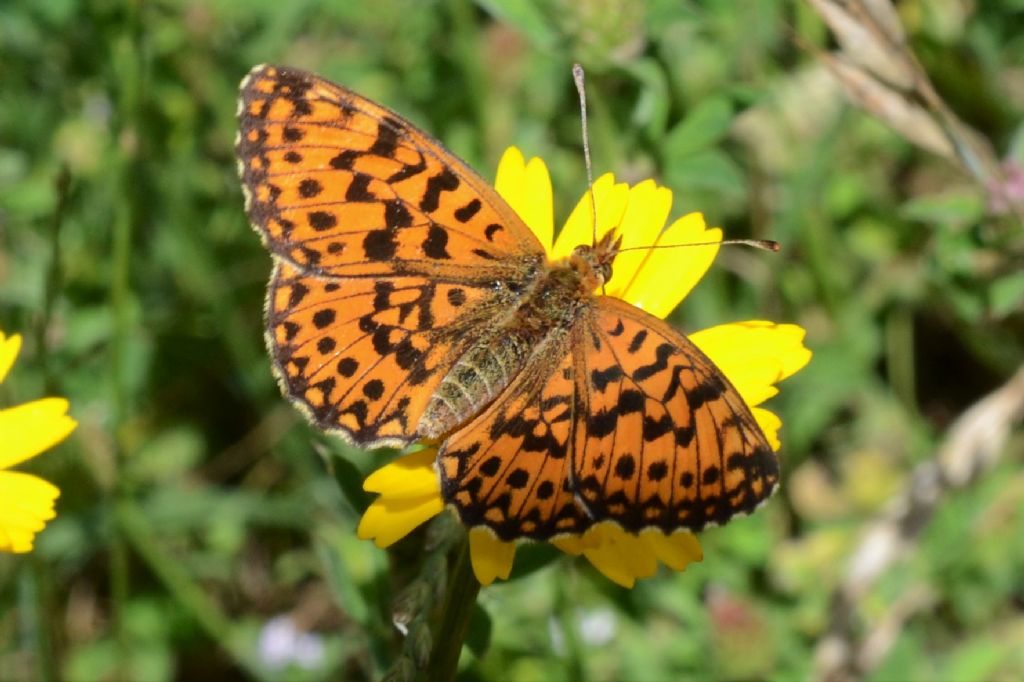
[552,173,629,261]
[357,449,445,547]
[554,524,702,587]
[356,492,444,548]
[494,146,526,204]
[495,147,554,249]
[751,407,782,452]
[0,398,77,469]
[688,322,812,408]
[362,448,439,498]
[468,528,516,585]
[605,181,673,298]
[552,531,592,554]
[0,470,60,553]
[640,529,703,571]
[622,213,721,319]
[579,524,658,588]
[0,332,21,385]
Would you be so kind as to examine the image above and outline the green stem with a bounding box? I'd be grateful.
[427,539,480,681]
[38,166,70,394]
[886,307,916,414]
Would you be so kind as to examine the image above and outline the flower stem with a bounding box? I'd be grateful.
[427,538,480,681]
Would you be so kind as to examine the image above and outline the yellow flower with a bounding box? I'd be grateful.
[358,147,811,587]
[0,331,76,553]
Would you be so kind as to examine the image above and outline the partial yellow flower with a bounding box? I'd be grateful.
[357,447,443,548]
[0,331,76,553]
[356,147,812,587]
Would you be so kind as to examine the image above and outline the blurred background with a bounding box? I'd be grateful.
[2,1,1023,680]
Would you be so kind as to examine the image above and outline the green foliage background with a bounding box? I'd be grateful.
[2,1,1024,680]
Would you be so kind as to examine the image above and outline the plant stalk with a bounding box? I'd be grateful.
[426,538,480,681]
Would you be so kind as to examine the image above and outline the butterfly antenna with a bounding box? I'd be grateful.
[573,63,598,249]
[616,238,782,253]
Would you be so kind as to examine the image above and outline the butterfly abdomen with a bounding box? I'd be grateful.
[419,331,534,438]
[421,262,589,439]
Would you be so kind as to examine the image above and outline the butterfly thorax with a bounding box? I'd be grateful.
[418,235,621,440]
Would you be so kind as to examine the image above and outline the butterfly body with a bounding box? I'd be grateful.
[421,234,618,438]
[238,65,779,543]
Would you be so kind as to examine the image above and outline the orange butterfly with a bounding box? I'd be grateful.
[237,65,777,542]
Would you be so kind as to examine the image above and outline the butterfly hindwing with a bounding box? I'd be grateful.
[267,259,530,448]
[438,297,778,540]
[573,296,778,532]
[438,327,590,541]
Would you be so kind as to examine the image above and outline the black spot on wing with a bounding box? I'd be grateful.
[454,199,482,222]
[345,174,375,202]
[423,226,451,259]
[420,168,460,212]
[633,343,674,382]
[370,118,400,157]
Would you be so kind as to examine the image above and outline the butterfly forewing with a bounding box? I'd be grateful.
[237,64,545,277]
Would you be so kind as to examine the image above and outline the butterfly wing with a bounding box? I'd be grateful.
[238,65,544,277]
[438,296,778,540]
[438,326,590,540]
[571,296,778,532]
[267,259,527,447]
[239,65,546,448]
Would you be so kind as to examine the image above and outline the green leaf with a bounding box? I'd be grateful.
[899,191,985,227]
[944,637,1007,682]
[329,451,374,515]
[126,428,204,484]
[475,0,557,49]
[989,270,1024,317]
[315,532,372,627]
[664,97,734,159]
[619,58,672,140]
[664,149,745,195]
[506,542,562,581]
[464,604,493,659]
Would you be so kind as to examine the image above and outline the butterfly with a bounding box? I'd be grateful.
[237,65,778,542]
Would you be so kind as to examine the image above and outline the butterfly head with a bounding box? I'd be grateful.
[569,231,623,291]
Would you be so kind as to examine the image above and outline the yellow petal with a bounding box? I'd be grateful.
[605,181,673,298]
[494,147,555,249]
[0,470,60,553]
[362,448,438,498]
[468,528,516,585]
[551,174,629,261]
[356,493,444,548]
[494,146,526,204]
[622,213,721,319]
[552,534,590,555]
[752,407,782,452]
[0,398,77,469]
[580,524,659,588]
[0,332,21,384]
[689,322,812,408]
[555,524,702,587]
[640,529,703,571]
